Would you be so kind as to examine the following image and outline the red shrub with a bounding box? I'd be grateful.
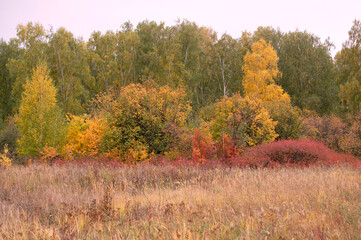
[192,129,215,164]
[231,139,359,168]
[215,133,242,160]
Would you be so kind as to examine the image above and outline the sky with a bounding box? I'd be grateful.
[0,0,360,56]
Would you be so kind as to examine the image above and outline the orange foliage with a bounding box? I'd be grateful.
[40,145,60,164]
[64,115,106,159]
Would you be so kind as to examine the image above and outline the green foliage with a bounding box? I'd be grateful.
[267,102,303,139]
[278,31,337,113]
[16,63,65,157]
[48,27,94,114]
[7,22,48,110]
[0,40,20,120]
[207,94,277,147]
[88,23,139,92]
[336,19,361,113]
[101,83,191,161]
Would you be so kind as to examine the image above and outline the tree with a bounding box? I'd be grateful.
[7,22,48,110]
[0,39,20,120]
[16,63,64,157]
[88,23,139,92]
[242,39,290,105]
[336,19,361,113]
[252,26,283,53]
[88,30,118,92]
[212,33,243,97]
[243,39,303,139]
[278,31,337,113]
[48,27,94,114]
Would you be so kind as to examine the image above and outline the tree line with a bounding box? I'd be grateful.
[0,19,360,161]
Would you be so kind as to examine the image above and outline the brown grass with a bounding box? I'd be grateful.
[0,164,360,239]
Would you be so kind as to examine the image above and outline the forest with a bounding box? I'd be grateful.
[0,19,361,164]
[0,19,361,239]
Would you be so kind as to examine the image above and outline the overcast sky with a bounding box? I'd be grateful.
[1,0,360,56]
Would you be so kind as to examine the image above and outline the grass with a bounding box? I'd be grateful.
[0,163,360,239]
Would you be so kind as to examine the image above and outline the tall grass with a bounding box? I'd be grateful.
[0,164,360,239]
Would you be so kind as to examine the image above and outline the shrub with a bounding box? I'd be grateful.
[339,111,361,156]
[301,115,347,152]
[64,115,106,159]
[192,128,215,164]
[208,94,278,147]
[0,144,12,168]
[231,139,358,168]
[266,102,303,140]
[39,145,60,164]
[101,84,191,161]
[0,117,19,151]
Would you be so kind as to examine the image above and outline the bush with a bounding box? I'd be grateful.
[208,94,278,148]
[0,118,19,151]
[266,102,303,139]
[101,84,191,161]
[301,115,347,152]
[64,115,106,159]
[231,139,358,168]
[192,128,215,164]
[339,112,361,156]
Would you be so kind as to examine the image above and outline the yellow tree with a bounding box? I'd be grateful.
[16,63,64,157]
[243,40,302,139]
[242,39,290,105]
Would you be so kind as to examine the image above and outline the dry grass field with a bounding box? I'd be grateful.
[0,163,360,239]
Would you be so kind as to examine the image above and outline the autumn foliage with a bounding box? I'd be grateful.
[3,30,359,168]
[192,128,215,164]
[208,94,278,147]
[64,115,106,159]
[101,83,191,162]
[231,139,358,168]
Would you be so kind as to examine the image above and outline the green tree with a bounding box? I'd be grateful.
[336,19,361,113]
[7,22,48,110]
[0,39,21,120]
[16,63,64,157]
[278,31,337,113]
[48,27,94,114]
[88,23,139,92]
[88,30,118,92]
[212,33,243,97]
[252,26,283,53]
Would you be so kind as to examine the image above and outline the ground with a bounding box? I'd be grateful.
[0,163,360,239]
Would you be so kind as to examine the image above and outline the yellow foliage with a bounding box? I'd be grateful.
[243,39,290,106]
[102,83,191,161]
[125,145,149,163]
[0,144,12,169]
[16,63,63,157]
[64,115,106,158]
[210,94,278,147]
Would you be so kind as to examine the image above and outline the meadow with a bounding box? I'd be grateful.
[0,163,360,239]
